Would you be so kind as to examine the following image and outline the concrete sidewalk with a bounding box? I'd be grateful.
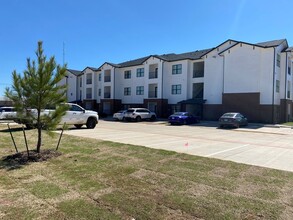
[60,119,293,173]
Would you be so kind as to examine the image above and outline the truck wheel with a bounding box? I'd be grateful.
[86,118,97,129]
[74,124,82,129]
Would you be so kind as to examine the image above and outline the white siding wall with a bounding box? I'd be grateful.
[67,72,77,102]
[117,65,146,104]
[163,60,188,104]
[223,44,261,93]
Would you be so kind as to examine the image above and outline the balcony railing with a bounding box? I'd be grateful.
[148,91,157,98]
[104,75,111,82]
[193,71,204,78]
[149,71,158,79]
[104,92,111,98]
[86,94,92,99]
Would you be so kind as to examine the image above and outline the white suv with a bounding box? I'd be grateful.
[0,107,16,120]
[124,108,156,122]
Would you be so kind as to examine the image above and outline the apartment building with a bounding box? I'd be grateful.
[62,39,293,123]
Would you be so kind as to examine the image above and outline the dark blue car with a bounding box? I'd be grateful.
[168,112,200,125]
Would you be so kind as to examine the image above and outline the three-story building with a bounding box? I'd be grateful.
[61,38,293,123]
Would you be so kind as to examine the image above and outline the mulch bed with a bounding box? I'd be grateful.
[2,149,62,165]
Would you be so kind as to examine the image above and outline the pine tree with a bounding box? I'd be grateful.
[5,41,68,153]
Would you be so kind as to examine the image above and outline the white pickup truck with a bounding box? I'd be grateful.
[14,103,99,129]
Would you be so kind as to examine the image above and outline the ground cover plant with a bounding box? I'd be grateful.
[1,123,293,219]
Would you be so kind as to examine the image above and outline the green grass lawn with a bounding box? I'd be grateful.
[1,123,293,219]
[282,122,293,126]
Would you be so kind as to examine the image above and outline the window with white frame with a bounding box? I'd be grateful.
[276,80,280,93]
[79,78,82,87]
[277,54,281,67]
[86,73,92,84]
[193,83,204,98]
[124,87,131,96]
[86,88,92,99]
[136,86,144,95]
[99,73,101,81]
[98,88,101,96]
[124,70,131,79]
[171,84,181,94]
[172,64,182,74]
[136,68,144,77]
[193,62,204,78]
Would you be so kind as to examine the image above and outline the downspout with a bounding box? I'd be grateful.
[285,52,288,122]
[161,60,164,117]
[219,54,225,113]
[113,67,116,113]
[272,48,276,124]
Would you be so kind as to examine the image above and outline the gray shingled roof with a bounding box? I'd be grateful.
[97,39,290,70]
[159,48,213,61]
[256,39,287,48]
[118,56,151,68]
[67,69,82,76]
[113,48,212,68]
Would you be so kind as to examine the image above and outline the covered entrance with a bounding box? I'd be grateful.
[178,98,206,119]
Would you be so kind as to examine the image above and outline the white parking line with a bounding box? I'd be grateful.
[206,144,250,157]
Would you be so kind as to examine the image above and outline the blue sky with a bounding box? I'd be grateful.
[0,0,292,97]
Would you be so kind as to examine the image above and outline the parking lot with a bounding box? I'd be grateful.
[61,119,293,172]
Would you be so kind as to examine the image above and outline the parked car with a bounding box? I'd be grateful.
[168,112,200,125]
[0,107,16,120]
[218,112,248,128]
[13,103,99,129]
[124,108,156,121]
[113,110,126,121]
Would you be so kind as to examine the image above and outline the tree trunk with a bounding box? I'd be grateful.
[36,109,42,153]
[36,127,42,153]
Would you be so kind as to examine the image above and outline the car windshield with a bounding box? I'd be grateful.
[117,110,125,113]
[126,109,134,113]
[173,112,184,116]
[222,113,236,118]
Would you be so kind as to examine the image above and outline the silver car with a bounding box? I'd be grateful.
[124,108,156,122]
[218,112,248,128]
[113,110,126,121]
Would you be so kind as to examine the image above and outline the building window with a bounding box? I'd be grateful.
[79,78,82,87]
[136,68,144,77]
[288,66,291,75]
[172,64,182,75]
[136,86,144,95]
[171,84,181,94]
[193,83,204,98]
[277,54,281,67]
[104,86,111,98]
[86,88,92,99]
[124,87,131,96]
[104,70,111,82]
[276,80,280,93]
[98,88,101,96]
[124,70,131,79]
[86,73,92,84]
[193,62,204,78]
[99,73,101,81]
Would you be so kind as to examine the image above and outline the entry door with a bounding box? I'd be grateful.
[103,102,111,114]
[148,102,157,113]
